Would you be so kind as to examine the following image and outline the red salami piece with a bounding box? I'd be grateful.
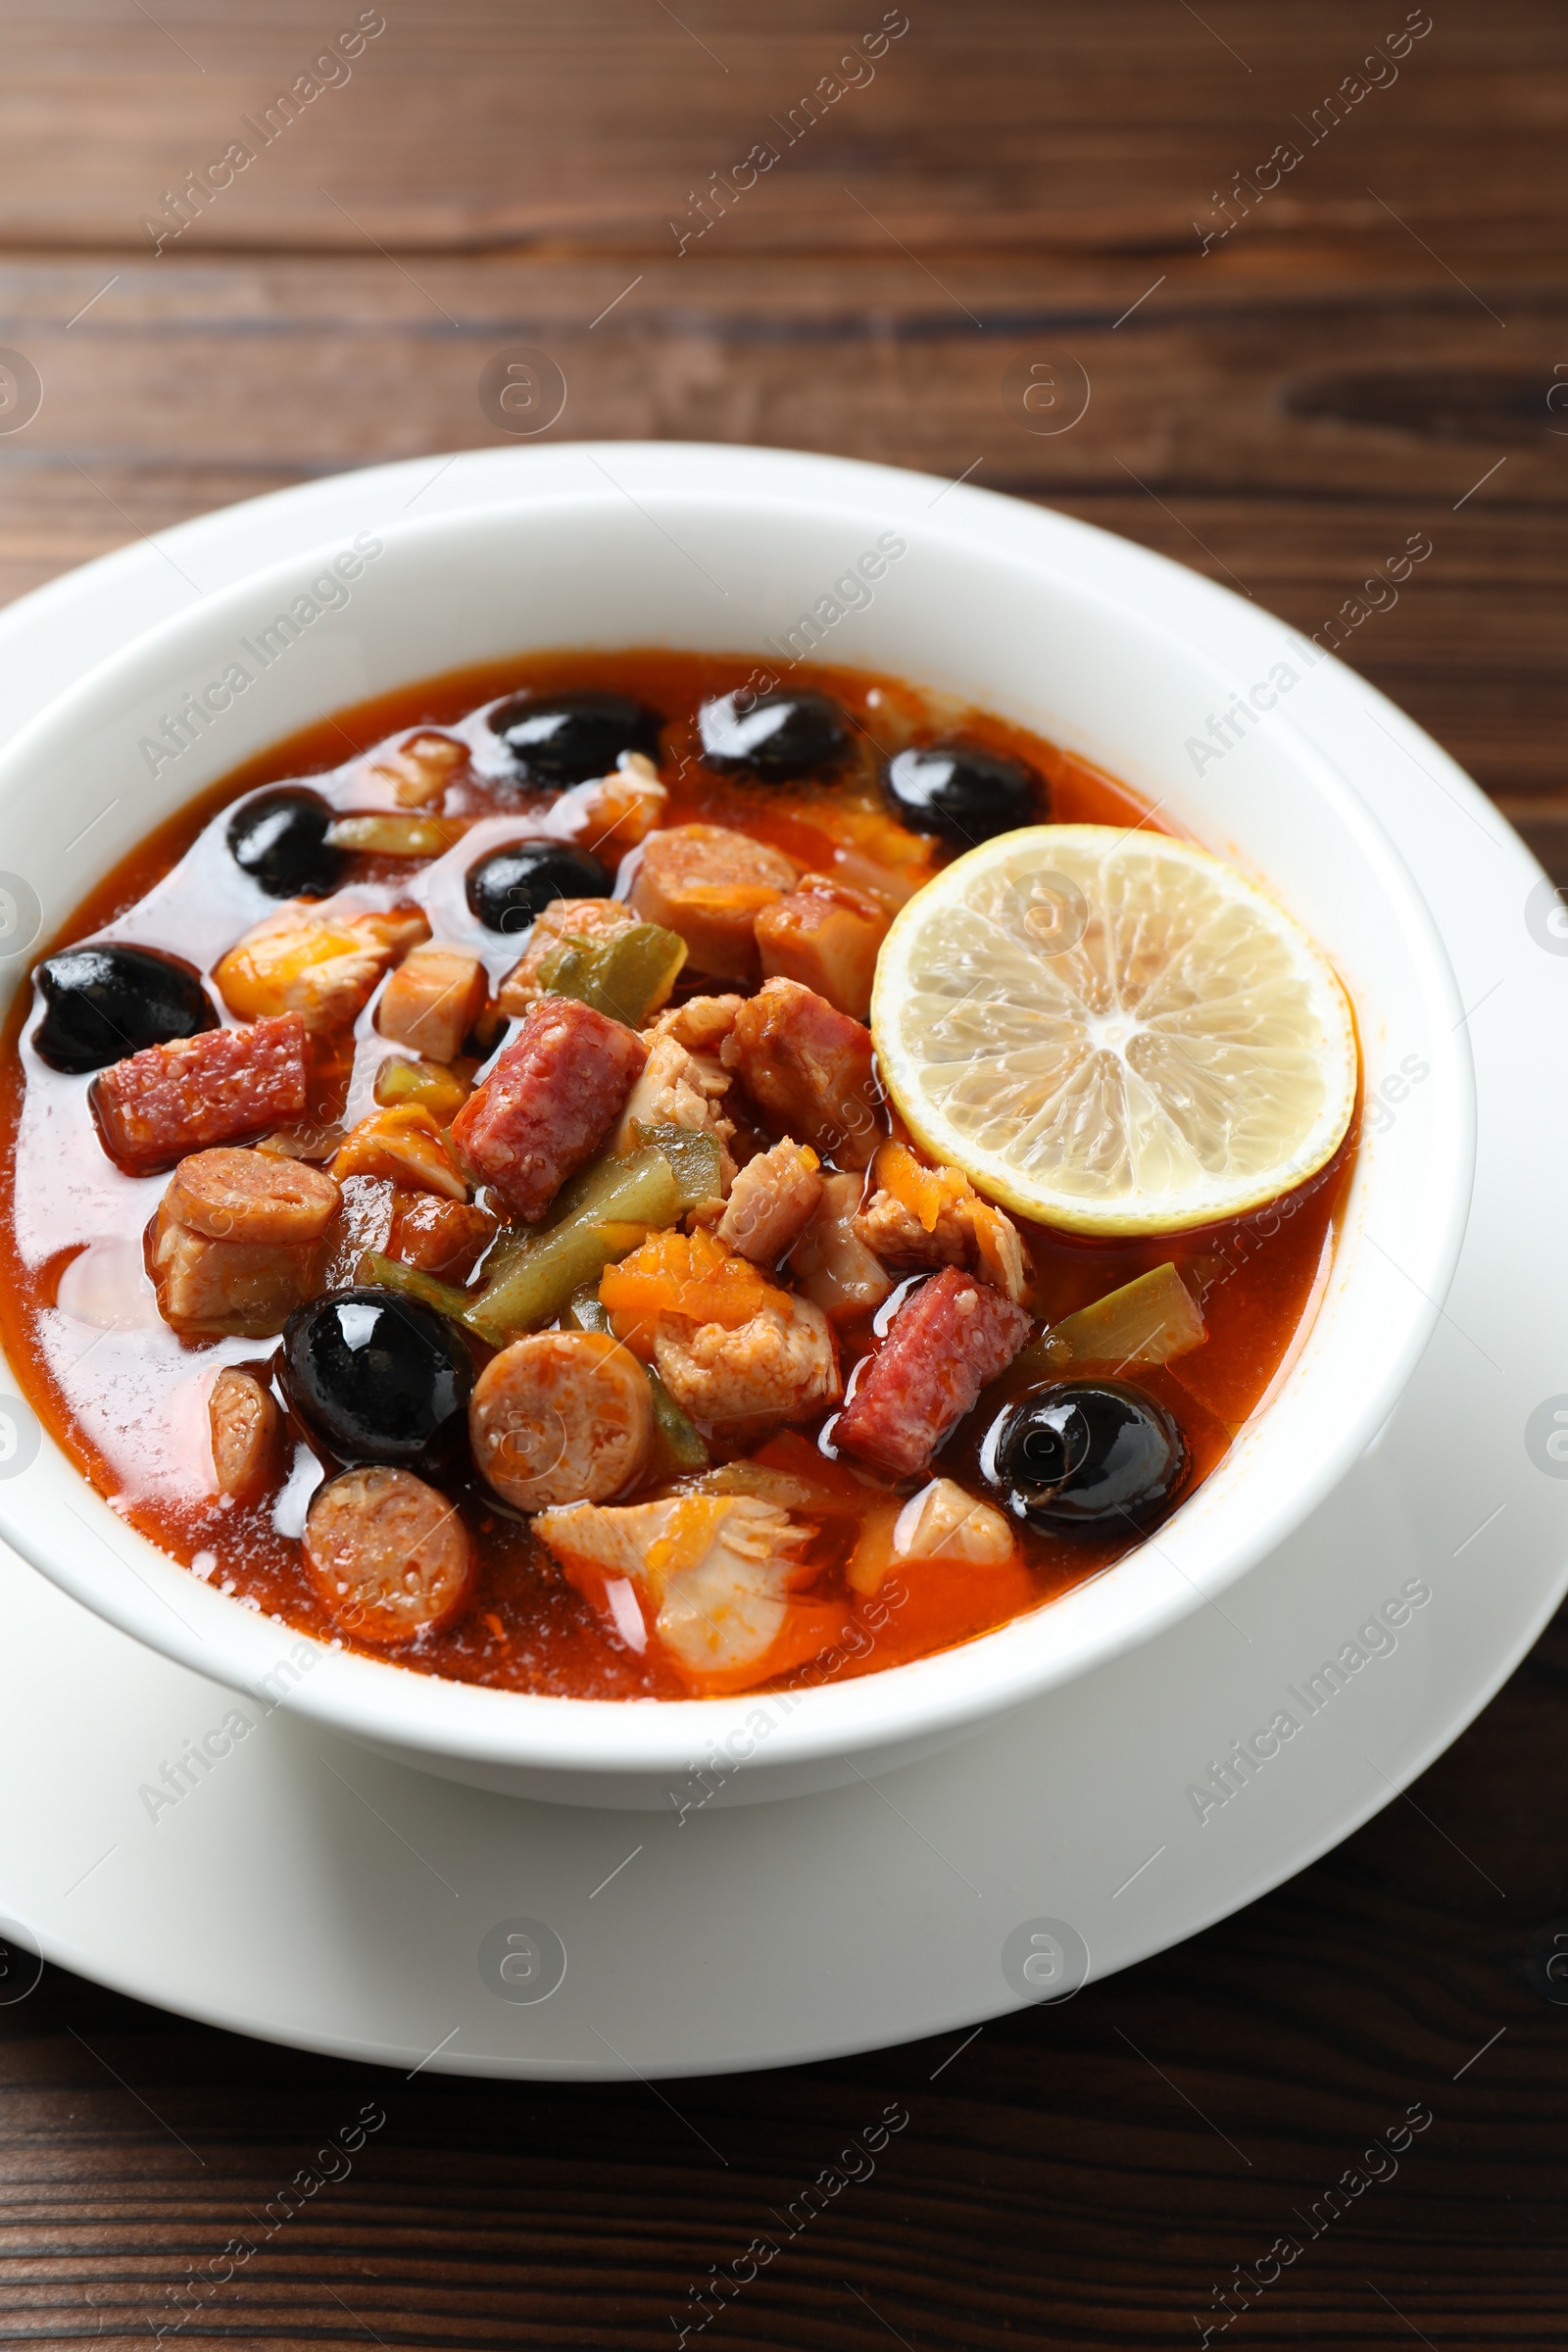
[727,977,884,1169]
[450,994,648,1221]
[835,1264,1033,1480]
[90,1014,309,1173]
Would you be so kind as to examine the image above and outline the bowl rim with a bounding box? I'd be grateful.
[0,442,1477,1783]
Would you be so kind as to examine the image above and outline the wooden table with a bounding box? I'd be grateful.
[2,4,1563,2341]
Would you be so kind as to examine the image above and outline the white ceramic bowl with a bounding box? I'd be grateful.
[0,444,1474,1809]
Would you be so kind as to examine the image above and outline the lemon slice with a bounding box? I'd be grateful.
[871,824,1357,1236]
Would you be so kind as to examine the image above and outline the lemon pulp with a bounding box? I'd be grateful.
[870,823,1358,1237]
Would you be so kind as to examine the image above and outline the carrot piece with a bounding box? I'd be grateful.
[598,1228,779,1358]
[875,1138,966,1233]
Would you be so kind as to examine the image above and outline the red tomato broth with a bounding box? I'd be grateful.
[0,650,1356,1699]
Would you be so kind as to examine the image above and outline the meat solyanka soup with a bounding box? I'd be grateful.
[0,652,1358,1701]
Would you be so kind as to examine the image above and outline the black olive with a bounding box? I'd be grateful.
[281,1287,474,1478]
[697,690,851,782]
[465,841,614,935]
[981,1379,1188,1533]
[883,740,1043,845]
[226,789,345,899]
[490,692,662,787]
[30,943,219,1074]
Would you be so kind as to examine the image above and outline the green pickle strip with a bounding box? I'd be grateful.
[535,921,688,1026]
[646,1367,709,1477]
[565,1286,612,1334]
[358,1252,473,1322]
[465,1139,716,1346]
[361,1123,725,1368]
[630,1121,722,1208]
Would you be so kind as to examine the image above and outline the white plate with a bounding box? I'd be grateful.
[0,451,1559,2078]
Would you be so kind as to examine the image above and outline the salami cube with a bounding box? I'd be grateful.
[449,994,648,1221]
[91,1014,310,1172]
[835,1264,1033,1480]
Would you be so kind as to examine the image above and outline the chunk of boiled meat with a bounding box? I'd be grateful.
[715,1139,823,1264]
[653,1296,840,1428]
[725,978,885,1169]
[151,1148,340,1337]
[535,1491,847,1693]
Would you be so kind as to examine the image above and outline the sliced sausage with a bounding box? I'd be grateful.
[91,1013,310,1172]
[469,1330,653,1508]
[630,823,799,980]
[165,1148,340,1243]
[834,1265,1033,1479]
[449,994,647,1220]
[726,978,885,1169]
[303,1465,472,1644]
[208,1367,281,1501]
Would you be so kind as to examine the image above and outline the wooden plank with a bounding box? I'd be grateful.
[2,256,1563,503]
[0,1,1563,257]
[1,251,1562,866]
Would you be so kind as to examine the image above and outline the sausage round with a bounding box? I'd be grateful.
[630,823,799,980]
[469,1330,654,1509]
[303,1464,472,1643]
[166,1147,340,1242]
[208,1366,280,1500]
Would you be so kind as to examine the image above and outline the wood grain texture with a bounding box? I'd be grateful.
[0,3,1564,2341]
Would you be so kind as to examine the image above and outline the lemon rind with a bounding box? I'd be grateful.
[870,823,1359,1240]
